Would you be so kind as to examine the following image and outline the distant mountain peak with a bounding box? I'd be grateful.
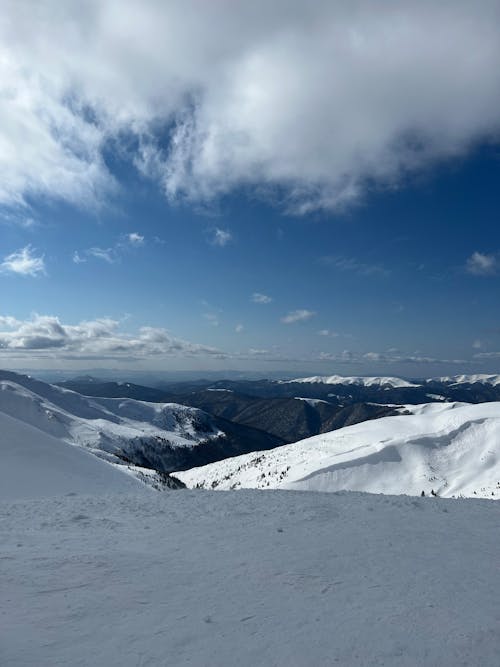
[282,375,420,388]
[430,374,500,386]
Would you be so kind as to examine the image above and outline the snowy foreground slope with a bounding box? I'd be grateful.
[177,402,500,498]
[1,490,499,666]
[0,411,148,500]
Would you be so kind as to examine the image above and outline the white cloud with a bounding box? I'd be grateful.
[87,247,117,264]
[281,309,316,324]
[0,314,224,360]
[76,233,147,264]
[318,329,340,337]
[0,246,45,277]
[466,251,497,275]
[127,232,144,246]
[210,228,232,247]
[251,292,273,304]
[72,251,86,264]
[235,323,244,333]
[1,2,500,214]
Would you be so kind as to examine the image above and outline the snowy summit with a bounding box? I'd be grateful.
[283,375,421,388]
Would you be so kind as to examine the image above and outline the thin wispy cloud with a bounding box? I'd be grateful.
[281,309,316,324]
[0,246,45,277]
[318,329,340,337]
[72,251,86,265]
[203,313,220,327]
[235,324,244,333]
[466,251,497,276]
[316,349,467,365]
[320,256,389,277]
[74,232,147,265]
[251,293,272,304]
[210,228,232,247]
[87,247,117,264]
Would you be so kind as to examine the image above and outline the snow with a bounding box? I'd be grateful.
[2,371,499,665]
[284,374,420,388]
[426,393,447,401]
[0,371,222,474]
[1,490,499,666]
[431,374,500,386]
[177,402,500,498]
[0,410,148,500]
[294,396,330,406]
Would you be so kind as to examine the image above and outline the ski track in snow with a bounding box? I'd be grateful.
[1,490,499,667]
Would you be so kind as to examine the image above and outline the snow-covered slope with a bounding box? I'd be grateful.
[284,374,420,388]
[2,490,499,666]
[0,410,148,500]
[177,402,500,498]
[0,370,224,477]
[431,374,500,386]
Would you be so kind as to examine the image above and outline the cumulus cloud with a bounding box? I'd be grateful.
[281,309,316,324]
[466,251,498,275]
[0,314,224,360]
[251,292,273,304]
[210,228,232,247]
[1,246,45,277]
[1,2,500,214]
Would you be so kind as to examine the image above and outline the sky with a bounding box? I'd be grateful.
[1,0,500,378]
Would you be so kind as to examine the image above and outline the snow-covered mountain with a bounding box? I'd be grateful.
[431,374,500,386]
[177,401,500,498]
[0,370,281,482]
[283,374,420,388]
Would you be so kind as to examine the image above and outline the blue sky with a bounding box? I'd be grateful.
[1,1,500,377]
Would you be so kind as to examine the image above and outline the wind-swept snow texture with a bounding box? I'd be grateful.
[1,490,499,666]
[177,402,500,498]
[285,374,420,388]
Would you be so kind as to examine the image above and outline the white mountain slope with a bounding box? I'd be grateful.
[283,374,420,388]
[0,410,148,500]
[0,370,222,477]
[177,402,500,498]
[431,374,500,386]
